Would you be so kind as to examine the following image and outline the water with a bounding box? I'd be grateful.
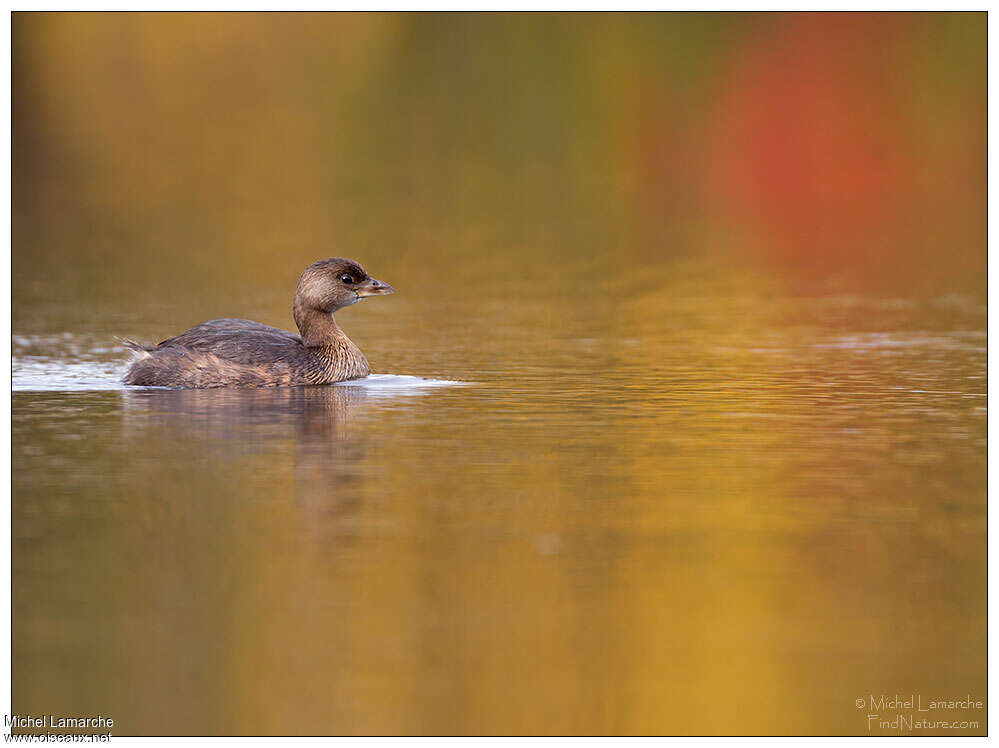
[12,270,986,735]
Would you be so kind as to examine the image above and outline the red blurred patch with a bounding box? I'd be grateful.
[707,14,923,278]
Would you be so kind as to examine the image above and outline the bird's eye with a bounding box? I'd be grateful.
[340,274,355,284]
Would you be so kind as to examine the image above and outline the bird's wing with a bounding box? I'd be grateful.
[156,318,304,365]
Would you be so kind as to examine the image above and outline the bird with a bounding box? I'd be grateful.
[122,258,394,388]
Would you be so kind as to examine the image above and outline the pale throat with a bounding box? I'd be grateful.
[294,305,353,349]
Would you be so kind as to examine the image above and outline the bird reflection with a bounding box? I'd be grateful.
[121,384,375,528]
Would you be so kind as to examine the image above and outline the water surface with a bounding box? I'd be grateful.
[12,268,986,735]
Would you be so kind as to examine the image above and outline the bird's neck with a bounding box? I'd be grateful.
[294,305,350,349]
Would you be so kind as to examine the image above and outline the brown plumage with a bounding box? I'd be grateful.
[123,258,394,388]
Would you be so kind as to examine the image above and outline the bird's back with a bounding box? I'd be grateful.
[153,318,304,366]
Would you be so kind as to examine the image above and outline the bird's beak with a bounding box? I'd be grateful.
[356,278,395,298]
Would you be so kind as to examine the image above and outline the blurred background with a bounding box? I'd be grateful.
[13,12,985,316]
[12,12,986,735]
